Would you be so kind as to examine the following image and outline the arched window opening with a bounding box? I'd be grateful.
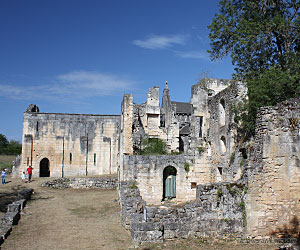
[40,158,50,177]
[179,136,184,152]
[219,99,226,127]
[220,136,226,153]
[207,141,211,156]
[163,166,177,201]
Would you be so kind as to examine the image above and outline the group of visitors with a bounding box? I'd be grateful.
[1,166,33,185]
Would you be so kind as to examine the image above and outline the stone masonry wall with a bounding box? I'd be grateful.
[246,98,300,237]
[119,180,245,246]
[208,81,247,183]
[41,176,118,189]
[0,189,33,245]
[21,111,120,178]
[121,155,198,205]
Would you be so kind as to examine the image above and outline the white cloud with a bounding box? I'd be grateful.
[0,71,136,102]
[175,50,209,60]
[133,34,187,50]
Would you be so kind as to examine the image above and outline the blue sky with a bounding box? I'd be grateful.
[0,0,234,141]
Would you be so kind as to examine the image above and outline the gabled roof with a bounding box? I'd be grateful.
[171,101,192,115]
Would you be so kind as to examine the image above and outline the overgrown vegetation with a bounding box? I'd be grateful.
[0,134,22,155]
[184,162,190,173]
[230,152,235,165]
[239,201,247,226]
[140,137,167,155]
[208,0,300,139]
[198,146,204,155]
[129,180,138,189]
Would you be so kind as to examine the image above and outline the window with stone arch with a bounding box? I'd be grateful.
[219,98,226,127]
[220,136,226,153]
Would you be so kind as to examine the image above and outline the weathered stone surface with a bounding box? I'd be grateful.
[42,176,118,189]
[0,189,33,246]
[17,112,120,178]
[119,180,245,245]
[1,211,20,226]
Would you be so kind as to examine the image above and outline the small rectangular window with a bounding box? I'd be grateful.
[27,157,29,166]
[70,153,72,164]
[199,116,203,137]
[191,182,197,189]
[94,153,96,166]
[36,121,39,132]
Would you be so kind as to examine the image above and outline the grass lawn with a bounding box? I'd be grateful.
[0,155,18,172]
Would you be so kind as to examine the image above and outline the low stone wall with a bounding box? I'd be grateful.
[42,176,118,189]
[0,189,33,245]
[119,180,246,245]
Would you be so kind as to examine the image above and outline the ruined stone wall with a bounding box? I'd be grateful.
[207,81,247,182]
[41,176,118,189]
[246,98,300,236]
[121,155,198,204]
[21,112,120,178]
[119,181,245,245]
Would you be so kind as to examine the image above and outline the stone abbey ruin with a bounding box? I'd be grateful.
[14,78,300,244]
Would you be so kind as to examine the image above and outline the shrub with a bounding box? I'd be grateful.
[140,137,167,155]
[184,162,190,173]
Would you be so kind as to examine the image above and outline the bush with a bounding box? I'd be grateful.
[184,162,190,173]
[140,137,167,155]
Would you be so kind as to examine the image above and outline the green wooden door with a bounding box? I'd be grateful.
[165,175,176,198]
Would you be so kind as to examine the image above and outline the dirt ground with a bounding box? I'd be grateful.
[0,176,281,250]
[0,177,132,250]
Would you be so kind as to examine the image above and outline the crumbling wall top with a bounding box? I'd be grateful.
[25,104,39,113]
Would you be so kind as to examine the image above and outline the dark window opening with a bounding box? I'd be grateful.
[94,153,96,166]
[70,153,72,164]
[27,157,29,166]
[179,136,184,152]
[218,167,223,175]
[36,122,39,132]
[191,182,197,189]
[199,116,203,137]
[239,148,248,159]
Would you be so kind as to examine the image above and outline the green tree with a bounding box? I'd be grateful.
[6,140,22,155]
[208,0,300,138]
[0,134,9,154]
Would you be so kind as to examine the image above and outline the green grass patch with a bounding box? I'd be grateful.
[0,155,18,172]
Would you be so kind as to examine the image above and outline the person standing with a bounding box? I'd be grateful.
[1,169,7,184]
[27,166,33,183]
[21,171,26,183]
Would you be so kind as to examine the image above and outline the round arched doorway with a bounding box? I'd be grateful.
[163,166,177,200]
[40,158,50,177]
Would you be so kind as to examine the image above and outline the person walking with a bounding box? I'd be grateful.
[27,166,33,183]
[1,169,7,184]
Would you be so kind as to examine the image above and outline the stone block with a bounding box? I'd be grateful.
[1,211,20,226]
[131,222,155,231]
[7,203,21,213]
[146,230,163,242]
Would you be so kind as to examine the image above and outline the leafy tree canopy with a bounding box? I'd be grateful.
[0,134,22,155]
[208,0,300,138]
[0,134,9,149]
